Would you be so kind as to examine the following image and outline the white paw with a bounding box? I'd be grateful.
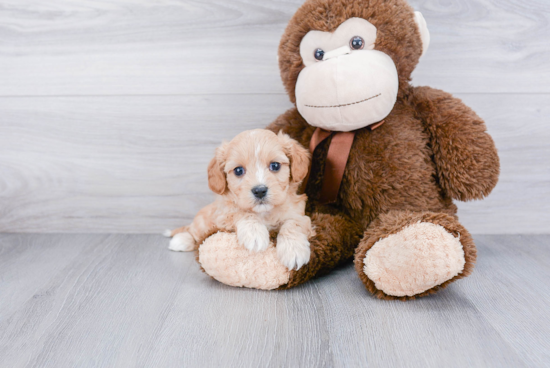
[276,232,311,270]
[162,229,172,238]
[168,232,196,252]
[237,222,270,252]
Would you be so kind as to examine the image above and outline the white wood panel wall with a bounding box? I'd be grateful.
[0,0,549,234]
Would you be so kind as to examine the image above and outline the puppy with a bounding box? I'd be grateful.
[166,129,313,270]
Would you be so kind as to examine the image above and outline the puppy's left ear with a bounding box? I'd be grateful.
[278,131,310,184]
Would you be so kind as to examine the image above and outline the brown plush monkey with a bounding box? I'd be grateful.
[197,0,499,300]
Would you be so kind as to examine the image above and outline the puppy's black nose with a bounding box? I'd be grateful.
[251,185,268,199]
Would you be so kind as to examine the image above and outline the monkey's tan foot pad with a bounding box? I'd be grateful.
[363,222,465,297]
[199,232,290,290]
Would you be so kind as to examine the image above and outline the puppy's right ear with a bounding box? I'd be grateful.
[207,143,228,195]
[278,131,310,184]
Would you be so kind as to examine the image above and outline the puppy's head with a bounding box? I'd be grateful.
[208,129,310,213]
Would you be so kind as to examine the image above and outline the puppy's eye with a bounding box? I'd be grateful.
[234,167,245,177]
[314,48,324,61]
[350,36,364,50]
[269,162,281,172]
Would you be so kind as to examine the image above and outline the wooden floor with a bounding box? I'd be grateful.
[0,234,548,367]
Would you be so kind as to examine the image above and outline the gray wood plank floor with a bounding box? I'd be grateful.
[0,234,548,368]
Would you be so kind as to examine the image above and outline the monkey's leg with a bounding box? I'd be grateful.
[354,210,477,300]
[197,212,362,290]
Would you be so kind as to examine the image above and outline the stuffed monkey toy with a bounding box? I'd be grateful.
[197,0,499,300]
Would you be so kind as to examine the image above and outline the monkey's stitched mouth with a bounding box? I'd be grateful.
[305,93,381,108]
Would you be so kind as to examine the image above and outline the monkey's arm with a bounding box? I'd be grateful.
[411,86,500,201]
[279,211,363,289]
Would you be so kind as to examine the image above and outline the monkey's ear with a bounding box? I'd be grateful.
[278,131,310,184]
[414,11,430,58]
[207,143,228,195]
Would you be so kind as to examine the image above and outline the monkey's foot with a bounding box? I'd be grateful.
[354,211,476,300]
[198,232,290,290]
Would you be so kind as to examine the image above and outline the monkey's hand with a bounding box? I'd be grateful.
[412,86,500,201]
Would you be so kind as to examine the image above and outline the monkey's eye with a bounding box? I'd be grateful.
[350,36,365,50]
[234,167,245,177]
[269,162,281,172]
[314,48,325,61]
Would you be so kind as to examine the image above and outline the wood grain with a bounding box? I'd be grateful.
[455,235,550,367]
[410,0,550,93]
[0,94,292,233]
[1,233,547,367]
[1,93,548,234]
[0,1,547,365]
[0,0,548,96]
[456,93,550,234]
[0,0,548,233]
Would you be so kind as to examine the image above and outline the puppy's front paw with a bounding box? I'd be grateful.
[168,232,197,252]
[237,222,270,252]
[276,232,311,270]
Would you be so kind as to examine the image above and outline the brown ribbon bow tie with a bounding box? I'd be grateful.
[307,120,385,204]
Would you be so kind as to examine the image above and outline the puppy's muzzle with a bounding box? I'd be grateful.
[251,185,268,200]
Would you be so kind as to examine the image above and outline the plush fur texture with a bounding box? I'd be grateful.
[271,0,498,297]
[363,221,465,297]
[279,0,424,104]
[170,129,314,270]
[199,232,290,290]
[354,211,476,300]
[197,0,499,299]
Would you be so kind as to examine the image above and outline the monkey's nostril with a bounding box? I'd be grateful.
[251,185,268,199]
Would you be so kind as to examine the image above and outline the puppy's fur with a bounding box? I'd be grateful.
[167,129,313,270]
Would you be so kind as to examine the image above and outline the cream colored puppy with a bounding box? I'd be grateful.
[166,129,313,270]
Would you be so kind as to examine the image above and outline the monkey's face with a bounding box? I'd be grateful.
[283,1,430,132]
[296,18,399,132]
